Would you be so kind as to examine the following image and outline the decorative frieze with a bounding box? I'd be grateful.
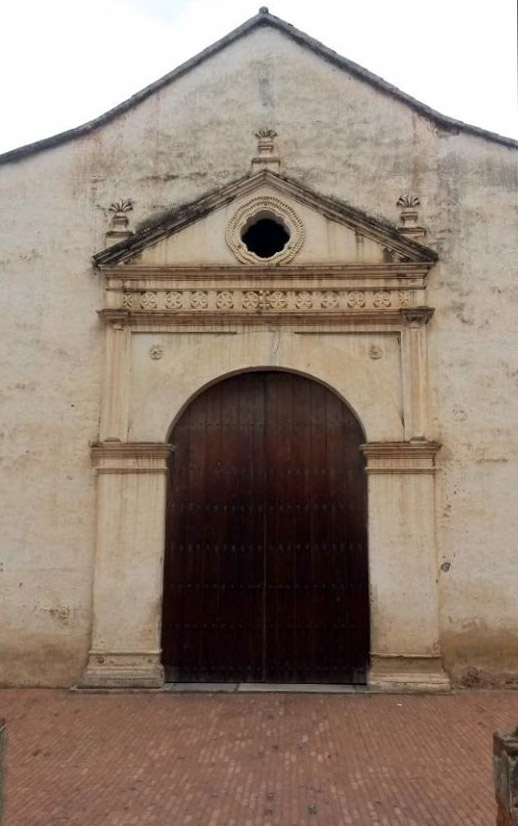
[115,287,418,313]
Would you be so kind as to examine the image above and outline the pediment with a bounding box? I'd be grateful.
[94,171,437,269]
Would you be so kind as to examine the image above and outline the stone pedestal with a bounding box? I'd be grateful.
[362,442,450,693]
[78,443,171,689]
[494,729,518,826]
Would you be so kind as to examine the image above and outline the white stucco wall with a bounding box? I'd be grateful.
[0,23,516,685]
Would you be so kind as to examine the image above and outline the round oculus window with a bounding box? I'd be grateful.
[226,197,305,264]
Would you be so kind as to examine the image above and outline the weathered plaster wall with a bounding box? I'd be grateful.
[0,24,516,684]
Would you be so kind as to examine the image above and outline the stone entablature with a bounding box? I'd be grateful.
[98,261,432,327]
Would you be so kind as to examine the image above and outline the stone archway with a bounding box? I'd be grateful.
[161,370,369,684]
[81,165,450,691]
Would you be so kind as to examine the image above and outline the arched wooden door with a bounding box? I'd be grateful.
[161,371,369,684]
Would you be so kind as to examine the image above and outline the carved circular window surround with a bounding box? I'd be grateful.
[226,196,305,264]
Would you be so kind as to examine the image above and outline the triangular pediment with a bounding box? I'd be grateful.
[94,170,437,269]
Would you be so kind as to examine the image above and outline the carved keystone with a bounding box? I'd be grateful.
[494,729,518,825]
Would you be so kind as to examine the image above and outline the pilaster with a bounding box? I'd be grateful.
[361,441,450,692]
[400,307,434,441]
[98,311,131,442]
[78,442,172,689]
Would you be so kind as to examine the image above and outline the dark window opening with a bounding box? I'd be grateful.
[242,218,290,258]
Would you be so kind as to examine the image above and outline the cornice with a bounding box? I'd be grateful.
[361,441,441,474]
[92,441,172,473]
[116,309,407,328]
[99,262,434,280]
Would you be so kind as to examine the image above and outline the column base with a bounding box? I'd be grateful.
[77,651,164,690]
[368,655,451,693]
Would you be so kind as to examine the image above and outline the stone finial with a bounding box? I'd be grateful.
[105,199,134,247]
[251,128,281,173]
[397,193,426,242]
[259,7,269,14]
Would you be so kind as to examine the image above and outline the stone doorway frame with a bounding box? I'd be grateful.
[79,172,449,692]
[78,295,450,693]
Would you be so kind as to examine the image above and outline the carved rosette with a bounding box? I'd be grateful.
[116,288,419,315]
[225,196,305,265]
[165,291,183,309]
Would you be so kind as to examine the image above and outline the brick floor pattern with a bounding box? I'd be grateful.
[3,689,518,825]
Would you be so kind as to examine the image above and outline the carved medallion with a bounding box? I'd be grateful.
[215,291,235,309]
[165,291,183,309]
[148,344,164,360]
[140,292,158,310]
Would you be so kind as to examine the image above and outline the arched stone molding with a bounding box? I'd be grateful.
[128,331,404,444]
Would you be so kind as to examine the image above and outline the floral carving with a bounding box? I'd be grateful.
[396,194,420,208]
[255,128,278,139]
[347,291,365,309]
[190,291,209,310]
[109,199,133,213]
[215,291,235,310]
[112,287,418,318]
[321,291,340,309]
[295,291,313,309]
[373,291,392,308]
[398,291,413,308]
[148,344,164,360]
[140,292,158,310]
[165,291,183,309]
[242,291,260,309]
[267,291,288,309]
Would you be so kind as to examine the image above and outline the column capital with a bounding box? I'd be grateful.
[361,440,441,474]
[97,308,130,329]
[400,306,434,326]
[91,441,173,474]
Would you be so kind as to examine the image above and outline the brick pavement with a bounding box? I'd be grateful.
[3,688,518,825]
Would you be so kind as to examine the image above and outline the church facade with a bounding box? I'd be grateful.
[1,10,517,690]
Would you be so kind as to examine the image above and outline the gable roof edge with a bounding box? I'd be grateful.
[1,9,516,165]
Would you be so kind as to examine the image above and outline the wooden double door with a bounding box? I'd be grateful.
[161,371,369,683]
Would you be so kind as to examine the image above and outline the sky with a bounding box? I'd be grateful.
[1,0,517,155]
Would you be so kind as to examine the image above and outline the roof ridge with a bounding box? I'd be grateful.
[1,8,516,164]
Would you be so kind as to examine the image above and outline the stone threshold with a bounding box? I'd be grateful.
[70,682,367,694]
[166,682,367,693]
